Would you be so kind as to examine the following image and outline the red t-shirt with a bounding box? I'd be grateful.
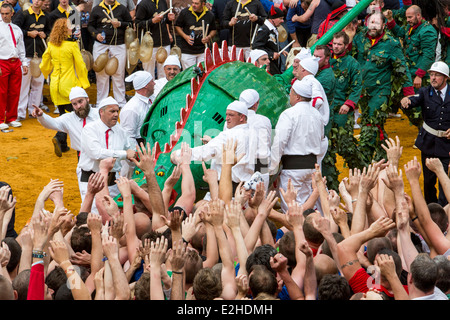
[348,267,409,299]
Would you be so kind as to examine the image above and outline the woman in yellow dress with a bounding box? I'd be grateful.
[40,17,90,155]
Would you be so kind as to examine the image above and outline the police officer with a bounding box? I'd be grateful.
[401,61,450,206]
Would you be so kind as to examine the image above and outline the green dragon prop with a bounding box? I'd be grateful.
[114,0,375,207]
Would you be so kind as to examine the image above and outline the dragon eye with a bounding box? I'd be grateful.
[157,171,165,177]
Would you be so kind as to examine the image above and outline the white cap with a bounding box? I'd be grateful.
[227,100,248,116]
[428,61,450,77]
[125,71,153,90]
[98,96,119,109]
[295,47,312,61]
[292,79,312,98]
[239,89,260,108]
[163,54,181,68]
[69,87,89,101]
[300,56,320,76]
[249,49,267,63]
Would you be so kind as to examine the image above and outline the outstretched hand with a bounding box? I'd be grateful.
[131,142,156,175]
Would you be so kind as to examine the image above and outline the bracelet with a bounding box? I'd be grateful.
[172,270,183,274]
[351,199,357,203]
[32,250,46,259]
[412,216,418,222]
[65,266,76,274]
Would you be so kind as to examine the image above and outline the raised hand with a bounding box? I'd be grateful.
[131,142,156,175]
[381,136,403,167]
[404,156,422,182]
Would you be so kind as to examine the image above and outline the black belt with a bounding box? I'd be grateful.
[80,170,117,186]
[255,158,269,173]
[281,154,316,170]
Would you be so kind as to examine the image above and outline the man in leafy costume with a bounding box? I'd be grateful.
[351,12,414,166]
[322,31,362,191]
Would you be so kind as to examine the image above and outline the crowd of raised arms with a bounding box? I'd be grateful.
[0,0,450,301]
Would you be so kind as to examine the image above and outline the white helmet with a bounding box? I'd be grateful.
[428,61,449,78]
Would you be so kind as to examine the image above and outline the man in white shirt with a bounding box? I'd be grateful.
[270,78,324,213]
[173,100,255,189]
[78,96,135,210]
[0,3,28,130]
[32,86,100,157]
[32,86,100,196]
[151,54,181,99]
[239,89,272,189]
[297,56,330,166]
[121,70,155,178]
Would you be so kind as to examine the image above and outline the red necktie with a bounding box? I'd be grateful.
[9,24,16,47]
[105,129,111,149]
[77,119,87,158]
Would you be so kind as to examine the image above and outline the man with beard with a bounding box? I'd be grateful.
[385,5,437,91]
[32,86,99,157]
[401,61,450,206]
[32,87,100,195]
[351,12,414,166]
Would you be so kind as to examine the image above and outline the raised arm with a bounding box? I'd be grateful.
[205,199,237,300]
[198,155,218,199]
[337,216,396,284]
[383,163,419,271]
[116,177,141,263]
[244,190,278,253]
[102,235,131,300]
[131,142,166,230]
[148,236,168,300]
[49,239,92,300]
[404,157,450,255]
[169,239,187,300]
[351,164,381,235]
[225,199,249,277]
[172,142,196,215]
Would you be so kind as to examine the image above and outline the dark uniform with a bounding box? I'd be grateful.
[221,0,267,48]
[135,0,174,78]
[252,5,284,75]
[175,6,217,55]
[408,84,450,206]
[48,3,79,29]
[321,51,362,190]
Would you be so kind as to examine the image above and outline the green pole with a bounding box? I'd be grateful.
[310,0,373,52]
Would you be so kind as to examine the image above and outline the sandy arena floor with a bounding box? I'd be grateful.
[0,84,423,235]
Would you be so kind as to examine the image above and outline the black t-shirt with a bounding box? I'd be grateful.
[87,1,133,45]
[12,8,51,58]
[175,6,216,54]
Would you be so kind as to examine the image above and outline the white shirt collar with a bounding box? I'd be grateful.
[264,19,278,35]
